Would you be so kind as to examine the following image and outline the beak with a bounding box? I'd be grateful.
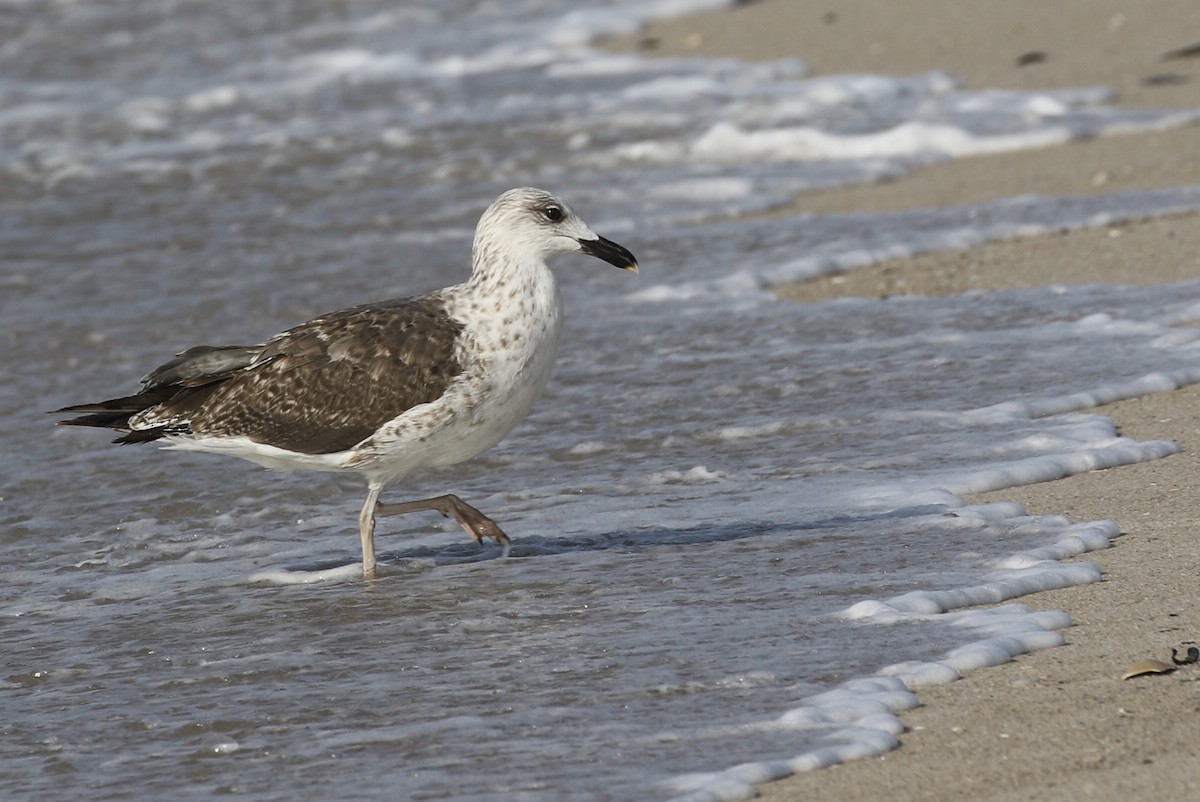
[578,235,639,274]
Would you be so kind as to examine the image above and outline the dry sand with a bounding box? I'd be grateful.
[605,2,1200,799]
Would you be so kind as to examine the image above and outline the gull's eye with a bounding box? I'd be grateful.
[543,205,563,222]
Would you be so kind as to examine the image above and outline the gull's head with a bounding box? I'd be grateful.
[474,187,638,274]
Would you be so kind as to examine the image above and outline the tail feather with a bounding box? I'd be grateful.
[54,388,179,441]
[52,344,258,444]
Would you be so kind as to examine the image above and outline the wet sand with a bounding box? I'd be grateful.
[606,2,1200,799]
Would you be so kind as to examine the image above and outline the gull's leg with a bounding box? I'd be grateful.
[375,494,510,545]
[358,483,382,580]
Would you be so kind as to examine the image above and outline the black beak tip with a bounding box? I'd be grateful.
[580,235,639,273]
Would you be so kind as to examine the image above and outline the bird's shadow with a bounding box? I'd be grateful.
[280,502,955,575]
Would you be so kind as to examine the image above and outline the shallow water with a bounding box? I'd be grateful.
[5,1,1200,800]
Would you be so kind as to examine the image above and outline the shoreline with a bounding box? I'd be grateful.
[757,386,1200,801]
[607,2,1200,799]
[607,0,1200,111]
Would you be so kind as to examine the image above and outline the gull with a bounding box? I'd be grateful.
[56,187,638,579]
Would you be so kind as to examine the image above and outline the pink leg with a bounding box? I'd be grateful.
[374,493,510,545]
[357,484,382,580]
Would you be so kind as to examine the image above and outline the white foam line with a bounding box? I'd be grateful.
[247,562,362,585]
[630,186,1200,303]
[943,439,1179,496]
[972,368,1200,421]
[664,499,1122,801]
[664,598,1080,801]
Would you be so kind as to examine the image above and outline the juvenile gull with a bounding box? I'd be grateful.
[56,187,638,579]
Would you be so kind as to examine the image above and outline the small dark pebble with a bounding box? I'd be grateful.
[1142,73,1190,86]
[1162,41,1200,61]
[1171,644,1199,666]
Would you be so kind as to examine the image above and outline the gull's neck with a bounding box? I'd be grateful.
[465,238,556,299]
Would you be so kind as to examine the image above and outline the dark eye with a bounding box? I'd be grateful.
[543,205,563,221]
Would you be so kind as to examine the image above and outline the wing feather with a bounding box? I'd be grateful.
[58,297,465,455]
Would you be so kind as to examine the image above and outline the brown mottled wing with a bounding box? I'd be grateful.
[158,297,464,454]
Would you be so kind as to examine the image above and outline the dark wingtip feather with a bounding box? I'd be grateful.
[54,410,171,444]
[55,409,140,430]
[52,388,178,428]
[56,413,120,428]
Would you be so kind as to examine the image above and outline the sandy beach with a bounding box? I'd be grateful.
[607,2,1200,799]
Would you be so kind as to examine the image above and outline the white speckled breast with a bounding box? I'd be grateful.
[351,252,564,482]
